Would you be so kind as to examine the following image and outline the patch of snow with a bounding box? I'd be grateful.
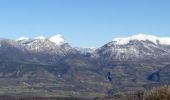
[34,36,46,40]
[16,37,29,41]
[75,47,96,54]
[159,38,170,45]
[49,34,65,45]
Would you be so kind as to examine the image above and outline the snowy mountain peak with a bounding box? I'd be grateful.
[16,37,30,41]
[112,33,170,45]
[49,34,65,45]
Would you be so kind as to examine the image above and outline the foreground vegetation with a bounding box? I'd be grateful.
[0,85,170,100]
[126,85,170,100]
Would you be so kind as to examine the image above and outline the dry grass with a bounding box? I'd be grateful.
[125,85,170,100]
[143,85,170,100]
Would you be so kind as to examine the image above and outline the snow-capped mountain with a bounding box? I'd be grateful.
[15,34,74,54]
[0,34,78,64]
[94,34,170,62]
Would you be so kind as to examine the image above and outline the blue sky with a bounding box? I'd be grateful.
[0,0,170,47]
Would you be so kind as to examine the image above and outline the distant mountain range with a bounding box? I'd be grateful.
[0,33,170,97]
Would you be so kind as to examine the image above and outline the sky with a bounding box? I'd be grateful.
[0,0,170,47]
